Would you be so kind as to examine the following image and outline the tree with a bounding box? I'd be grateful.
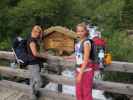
[121,0,133,29]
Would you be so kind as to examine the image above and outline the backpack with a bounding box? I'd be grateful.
[13,39,30,66]
[80,37,106,70]
[80,38,96,62]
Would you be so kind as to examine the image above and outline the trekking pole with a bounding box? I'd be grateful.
[57,59,62,93]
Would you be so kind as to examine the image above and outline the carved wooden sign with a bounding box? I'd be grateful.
[43,26,77,55]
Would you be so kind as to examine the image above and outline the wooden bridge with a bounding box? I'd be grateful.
[0,51,133,100]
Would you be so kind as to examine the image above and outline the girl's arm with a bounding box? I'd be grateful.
[80,42,91,74]
[76,41,91,82]
[29,42,47,58]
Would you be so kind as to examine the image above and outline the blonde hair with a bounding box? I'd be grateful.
[76,22,89,36]
[77,22,88,31]
[32,25,43,34]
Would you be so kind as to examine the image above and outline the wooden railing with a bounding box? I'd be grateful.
[0,51,133,100]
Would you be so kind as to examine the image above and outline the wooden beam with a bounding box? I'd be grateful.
[0,80,75,100]
[0,66,30,78]
[0,51,14,60]
[39,96,70,100]
[0,80,100,100]
[0,51,133,73]
[41,73,75,86]
[39,88,75,100]
[94,80,133,96]
[0,80,32,94]
[41,73,133,96]
[0,51,76,69]
[104,61,133,73]
[1,66,133,96]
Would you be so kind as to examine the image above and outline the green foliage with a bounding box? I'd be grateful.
[0,39,11,50]
[103,30,133,99]
[121,0,133,29]
[0,0,81,47]
[93,0,125,31]
[107,31,133,62]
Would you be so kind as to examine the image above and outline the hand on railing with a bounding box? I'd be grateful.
[63,55,76,62]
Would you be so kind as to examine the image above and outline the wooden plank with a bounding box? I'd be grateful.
[41,73,75,86]
[0,85,29,100]
[39,88,75,100]
[0,80,99,100]
[0,51,76,69]
[0,80,32,94]
[17,95,30,100]
[1,66,133,95]
[0,81,30,100]
[40,96,74,100]
[0,80,75,100]
[104,61,133,73]
[0,66,30,78]
[94,80,133,96]
[0,51,133,73]
[5,91,24,100]
[0,80,131,100]
[41,73,133,95]
[0,51,14,60]
[0,87,18,100]
[0,66,73,84]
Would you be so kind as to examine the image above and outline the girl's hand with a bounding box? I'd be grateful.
[76,73,83,83]
[63,55,76,62]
